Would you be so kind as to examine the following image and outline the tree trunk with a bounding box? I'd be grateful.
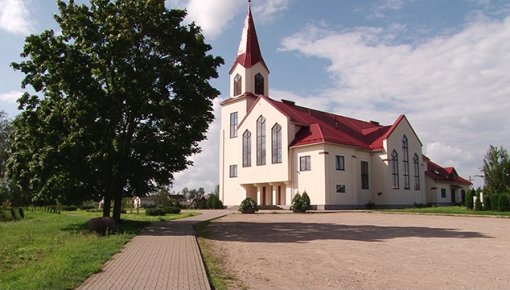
[103,194,112,217]
[112,191,122,222]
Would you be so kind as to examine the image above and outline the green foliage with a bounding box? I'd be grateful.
[8,0,223,221]
[475,192,483,211]
[62,205,77,211]
[162,206,181,214]
[290,191,312,213]
[466,189,475,209]
[0,209,194,289]
[239,197,258,213]
[145,208,166,216]
[482,145,510,197]
[79,200,97,210]
[153,187,174,208]
[206,194,223,209]
[496,193,510,211]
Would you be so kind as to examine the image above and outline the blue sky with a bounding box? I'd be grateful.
[2,0,510,192]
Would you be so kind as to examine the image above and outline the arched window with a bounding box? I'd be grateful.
[413,153,420,190]
[242,130,251,167]
[272,123,282,164]
[402,135,410,189]
[255,73,264,95]
[256,116,266,165]
[233,74,242,96]
[391,150,399,189]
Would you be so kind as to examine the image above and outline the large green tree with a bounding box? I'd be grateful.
[8,0,223,221]
[482,145,510,197]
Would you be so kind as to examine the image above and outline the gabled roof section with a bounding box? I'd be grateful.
[238,94,393,150]
[425,158,472,186]
[230,4,268,73]
[380,114,423,147]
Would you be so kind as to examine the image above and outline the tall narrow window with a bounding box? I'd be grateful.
[271,123,282,164]
[256,116,266,165]
[300,156,311,171]
[402,135,410,189]
[391,150,399,189]
[335,155,345,171]
[255,73,264,95]
[229,112,238,138]
[242,130,251,167]
[413,153,420,190]
[229,165,237,178]
[361,161,369,189]
[233,74,242,96]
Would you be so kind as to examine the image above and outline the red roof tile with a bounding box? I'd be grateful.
[241,95,395,150]
[425,159,472,186]
[230,5,268,73]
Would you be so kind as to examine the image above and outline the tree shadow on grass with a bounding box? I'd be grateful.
[60,220,152,235]
[205,222,492,243]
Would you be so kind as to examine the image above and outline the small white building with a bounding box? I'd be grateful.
[219,4,470,209]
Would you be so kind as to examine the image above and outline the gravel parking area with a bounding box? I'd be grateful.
[204,211,510,289]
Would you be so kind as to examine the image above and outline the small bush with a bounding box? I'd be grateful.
[365,201,376,209]
[0,209,11,222]
[62,205,78,211]
[206,194,223,209]
[290,192,311,213]
[80,200,97,210]
[466,189,474,210]
[145,208,166,216]
[163,206,181,214]
[497,194,510,212]
[239,197,258,213]
[475,193,483,211]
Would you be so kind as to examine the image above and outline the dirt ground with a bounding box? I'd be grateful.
[204,211,510,289]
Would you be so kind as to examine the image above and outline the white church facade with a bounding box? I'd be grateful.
[219,4,470,209]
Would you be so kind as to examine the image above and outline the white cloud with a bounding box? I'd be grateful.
[0,0,33,35]
[184,0,244,39]
[369,0,405,19]
[0,90,20,103]
[279,16,510,186]
[252,0,290,23]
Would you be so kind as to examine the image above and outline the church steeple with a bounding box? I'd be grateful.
[230,1,269,97]
[232,2,268,71]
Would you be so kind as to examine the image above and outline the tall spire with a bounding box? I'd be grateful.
[232,2,268,71]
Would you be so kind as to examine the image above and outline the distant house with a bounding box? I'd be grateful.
[139,197,155,207]
[219,3,471,209]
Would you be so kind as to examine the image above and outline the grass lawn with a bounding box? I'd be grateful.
[380,206,510,217]
[0,209,196,290]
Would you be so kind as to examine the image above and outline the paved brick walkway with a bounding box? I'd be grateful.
[77,210,232,290]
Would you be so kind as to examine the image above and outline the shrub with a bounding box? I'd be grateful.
[80,200,98,210]
[239,197,258,213]
[497,194,510,212]
[62,205,78,211]
[290,192,311,213]
[145,208,166,216]
[466,189,474,210]
[0,209,11,222]
[484,195,492,211]
[365,201,376,209]
[475,193,483,211]
[206,194,223,209]
[163,206,181,214]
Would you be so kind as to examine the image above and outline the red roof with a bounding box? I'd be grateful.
[425,158,472,186]
[239,95,397,150]
[230,5,268,73]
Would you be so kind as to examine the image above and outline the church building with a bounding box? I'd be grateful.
[219,4,470,209]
